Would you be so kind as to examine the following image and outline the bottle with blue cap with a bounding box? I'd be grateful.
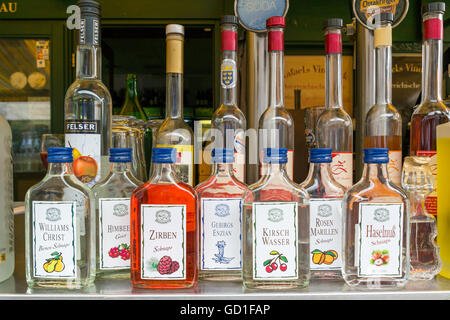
[24,147,95,289]
[342,148,409,289]
[130,147,198,289]
[92,148,143,279]
[300,148,345,279]
[195,148,249,281]
[242,147,310,289]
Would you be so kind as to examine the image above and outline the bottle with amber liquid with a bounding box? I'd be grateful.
[119,74,148,121]
[130,147,197,289]
[364,13,402,186]
[410,2,450,217]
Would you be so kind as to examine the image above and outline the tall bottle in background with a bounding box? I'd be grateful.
[410,2,449,217]
[210,15,246,183]
[119,74,148,121]
[64,0,112,187]
[258,17,294,180]
[364,13,402,186]
[316,18,353,189]
[0,114,13,283]
[155,24,194,186]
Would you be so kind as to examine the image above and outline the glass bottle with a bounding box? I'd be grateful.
[130,147,198,289]
[0,114,14,283]
[195,148,248,281]
[243,148,309,289]
[342,148,409,289]
[258,17,294,180]
[316,18,353,189]
[410,2,449,217]
[25,147,95,289]
[92,148,143,279]
[210,15,246,183]
[155,24,194,186]
[119,74,148,121]
[64,0,112,188]
[300,148,345,280]
[402,156,441,280]
[364,13,402,186]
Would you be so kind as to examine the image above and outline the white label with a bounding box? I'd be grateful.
[99,198,131,270]
[387,150,402,185]
[252,202,298,280]
[201,198,242,270]
[32,201,77,279]
[221,59,236,89]
[140,205,186,280]
[331,152,353,189]
[357,203,404,277]
[309,199,342,270]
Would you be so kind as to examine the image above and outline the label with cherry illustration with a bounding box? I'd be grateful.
[140,204,186,280]
[99,198,131,270]
[252,202,298,280]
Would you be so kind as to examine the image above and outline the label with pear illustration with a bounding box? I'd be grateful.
[32,201,77,279]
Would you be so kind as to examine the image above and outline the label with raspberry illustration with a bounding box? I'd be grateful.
[98,198,131,270]
[416,150,437,216]
[201,198,242,270]
[140,204,186,280]
[331,152,353,189]
[32,201,77,279]
[309,198,342,270]
[252,202,298,280]
[356,203,404,277]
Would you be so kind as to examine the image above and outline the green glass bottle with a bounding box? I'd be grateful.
[119,74,148,120]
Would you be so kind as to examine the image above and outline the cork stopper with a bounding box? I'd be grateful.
[166,24,184,74]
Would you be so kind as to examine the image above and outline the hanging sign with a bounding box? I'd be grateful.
[234,0,289,32]
[353,0,408,30]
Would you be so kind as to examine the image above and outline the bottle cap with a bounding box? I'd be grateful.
[221,15,238,51]
[309,148,332,163]
[152,147,177,164]
[423,2,445,14]
[263,148,288,164]
[221,15,238,26]
[364,148,389,164]
[77,0,101,16]
[212,148,234,163]
[166,24,185,36]
[267,16,285,52]
[323,18,343,29]
[266,16,286,28]
[324,18,342,54]
[110,148,132,163]
[47,147,73,163]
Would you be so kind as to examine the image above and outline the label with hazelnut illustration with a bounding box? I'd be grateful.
[140,204,186,280]
[356,203,404,277]
[309,198,342,270]
[99,198,131,270]
[32,201,77,279]
[201,198,242,270]
[252,202,298,280]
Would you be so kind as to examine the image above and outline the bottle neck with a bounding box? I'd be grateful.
[307,162,334,184]
[149,162,179,184]
[125,78,139,103]
[220,50,237,106]
[269,50,284,108]
[47,162,73,176]
[375,45,392,105]
[362,162,389,183]
[422,38,443,102]
[212,162,235,178]
[166,73,183,119]
[264,162,288,178]
[111,162,132,174]
[325,53,343,108]
[76,45,101,80]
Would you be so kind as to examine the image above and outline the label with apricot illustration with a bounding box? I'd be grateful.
[309,199,342,270]
[140,204,186,280]
[356,203,404,277]
[252,202,298,280]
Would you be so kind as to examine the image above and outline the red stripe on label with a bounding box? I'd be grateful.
[268,30,284,51]
[221,30,237,51]
[325,33,342,54]
[424,18,443,40]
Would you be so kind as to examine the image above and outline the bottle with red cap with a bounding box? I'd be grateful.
[410,2,449,217]
[210,15,246,183]
[258,16,294,180]
[316,18,353,190]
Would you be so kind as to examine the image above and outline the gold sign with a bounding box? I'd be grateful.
[360,0,399,17]
[0,2,17,13]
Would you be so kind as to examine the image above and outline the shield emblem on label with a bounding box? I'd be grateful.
[222,70,234,86]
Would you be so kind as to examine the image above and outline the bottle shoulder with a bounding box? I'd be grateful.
[317,108,353,127]
[92,172,142,198]
[259,106,293,124]
[366,103,401,119]
[65,79,112,101]
[412,101,450,117]
[195,175,248,198]
[245,175,309,203]
[132,181,196,201]
[156,118,193,145]
[344,179,408,206]
[212,104,246,127]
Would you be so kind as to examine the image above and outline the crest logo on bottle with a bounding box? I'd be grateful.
[267,208,284,222]
[45,208,61,222]
[221,59,236,89]
[155,210,171,224]
[215,204,230,217]
[113,203,128,217]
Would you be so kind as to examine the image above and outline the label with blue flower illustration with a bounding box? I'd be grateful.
[200,198,242,270]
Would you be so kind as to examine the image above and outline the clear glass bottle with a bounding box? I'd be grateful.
[25,147,96,289]
[410,2,449,217]
[195,148,248,281]
[402,156,441,280]
[210,15,246,183]
[0,114,14,283]
[92,148,143,279]
[130,147,198,289]
[300,148,345,280]
[64,0,112,188]
[119,74,148,121]
[243,148,309,289]
[364,13,402,186]
[316,18,353,189]
[155,24,194,186]
[258,17,294,180]
[342,148,409,289]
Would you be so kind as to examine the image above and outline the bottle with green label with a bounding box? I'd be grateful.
[119,74,148,121]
